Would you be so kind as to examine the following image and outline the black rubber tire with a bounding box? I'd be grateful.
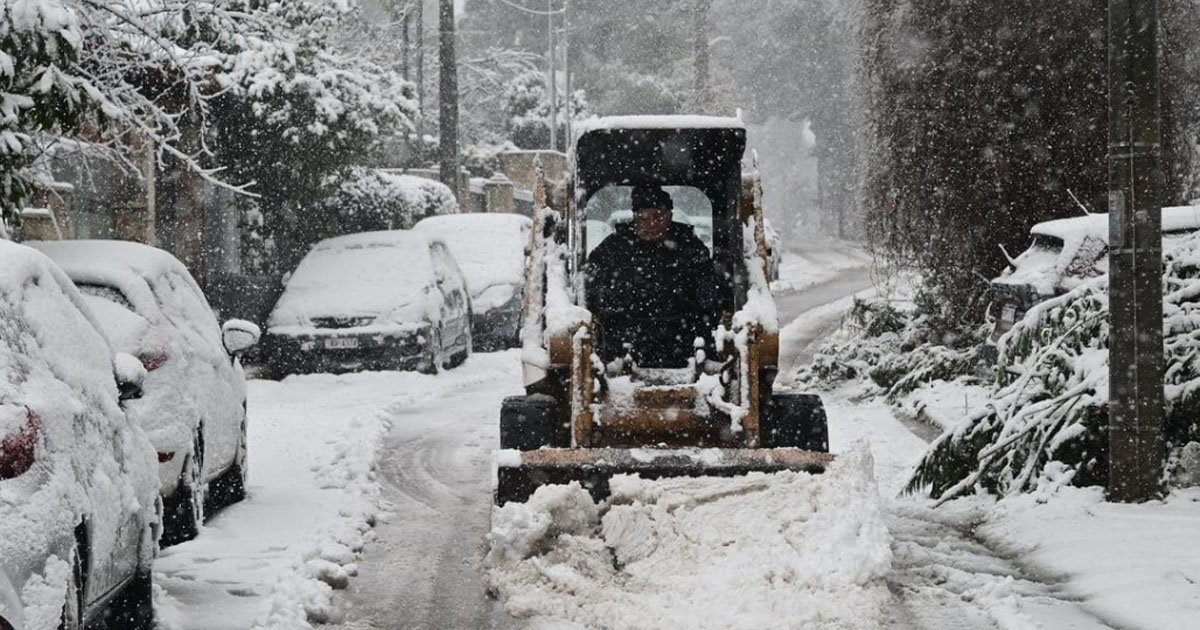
[763,392,829,452]
[499,395,562,450]
[161,434,204,547]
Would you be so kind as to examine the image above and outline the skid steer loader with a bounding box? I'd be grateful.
[494,115,831,505]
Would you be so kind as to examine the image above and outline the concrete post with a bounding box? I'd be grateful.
[1107,0,1165,502]
[484,173,516,214]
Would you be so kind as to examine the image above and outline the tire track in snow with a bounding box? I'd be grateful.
[325,352,525,630]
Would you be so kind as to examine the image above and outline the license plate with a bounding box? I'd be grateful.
[324,337,359,350]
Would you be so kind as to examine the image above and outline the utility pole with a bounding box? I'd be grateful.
[401,2,410,82]
[564,0,571,149]
[416,0,425,121]
[438,0,459,197]
[1107,0,1164,502]
[547,0,557,152]
[693,0,713,111]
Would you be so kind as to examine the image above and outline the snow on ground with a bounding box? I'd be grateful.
[770,241,870,295]
[967,480,1200,630]
[892,377,991,433]
[485,446,893,630]
[823,383,1114,630]
[153,370,401,630]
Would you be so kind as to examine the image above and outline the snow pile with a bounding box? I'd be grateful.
[153,372,399,630]
[254,406,388,629]
[486,445,893,629]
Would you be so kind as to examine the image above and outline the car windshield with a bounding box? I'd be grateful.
[77,283,134,310]
[281,242,434,317]
[585,185,714,255]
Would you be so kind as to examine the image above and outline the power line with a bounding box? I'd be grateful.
[496,0,563,16]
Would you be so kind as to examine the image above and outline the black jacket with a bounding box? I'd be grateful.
[585,221,719,366]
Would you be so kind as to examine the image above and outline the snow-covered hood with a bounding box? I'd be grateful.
[269,232,439,329]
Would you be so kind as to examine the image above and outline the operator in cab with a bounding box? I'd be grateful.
[585,186,719,368]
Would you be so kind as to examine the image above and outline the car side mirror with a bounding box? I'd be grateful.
[222,319,262,356]
[114,352,146,402]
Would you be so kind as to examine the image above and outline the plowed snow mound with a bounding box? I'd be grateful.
[486,445,892,629]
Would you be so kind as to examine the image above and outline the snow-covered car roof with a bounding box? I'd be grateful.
[270,230,440,324]
[574,114,745,138]
[412,214,530,298]
[996,205,1200,296]
[1030,205,1200,242]
[28,239,203,319]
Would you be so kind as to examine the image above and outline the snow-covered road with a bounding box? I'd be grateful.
[150,251,1120,630]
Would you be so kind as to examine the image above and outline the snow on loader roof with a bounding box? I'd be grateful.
[574,114,746,138]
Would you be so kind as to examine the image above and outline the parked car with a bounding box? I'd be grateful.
[0,241,160,630]
[30,240,260,546]
[988,205,1200,343]
[263,230,472,375]
[413,213,532,350]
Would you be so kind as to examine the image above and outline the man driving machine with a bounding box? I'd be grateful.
[585,186,719,368]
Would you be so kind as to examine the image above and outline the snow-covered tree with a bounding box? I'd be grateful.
[503,70,588,151]
[855,0,1199,324]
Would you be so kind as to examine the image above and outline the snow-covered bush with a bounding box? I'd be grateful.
[503,70,588,151]
[907,232,1200,500]
[323,167,459,236]
[0,0,105,227]
[796,297,986,401]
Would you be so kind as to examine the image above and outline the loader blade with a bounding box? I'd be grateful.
[493,447,835,505]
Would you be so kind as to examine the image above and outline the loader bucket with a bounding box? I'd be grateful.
[493,447,835,506]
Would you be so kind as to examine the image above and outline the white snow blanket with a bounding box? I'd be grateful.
[486,446,893,629]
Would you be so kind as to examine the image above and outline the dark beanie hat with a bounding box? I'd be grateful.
[631,186,673,211]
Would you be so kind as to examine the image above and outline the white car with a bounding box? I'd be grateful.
[0,241,160,630]
[413,213,532,350]
[31,240,259,546]
[264,230,473,375]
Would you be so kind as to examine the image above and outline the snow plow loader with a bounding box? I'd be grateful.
[495,115,831,505]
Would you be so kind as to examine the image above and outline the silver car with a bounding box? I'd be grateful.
[30,240,259,547]
[264,230,473,375]
[0,241,160,630]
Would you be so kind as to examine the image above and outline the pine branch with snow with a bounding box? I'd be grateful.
[906,232,1200,501]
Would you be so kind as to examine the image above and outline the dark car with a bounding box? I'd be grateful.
[413,213,531,350]
[263,230,472,375]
